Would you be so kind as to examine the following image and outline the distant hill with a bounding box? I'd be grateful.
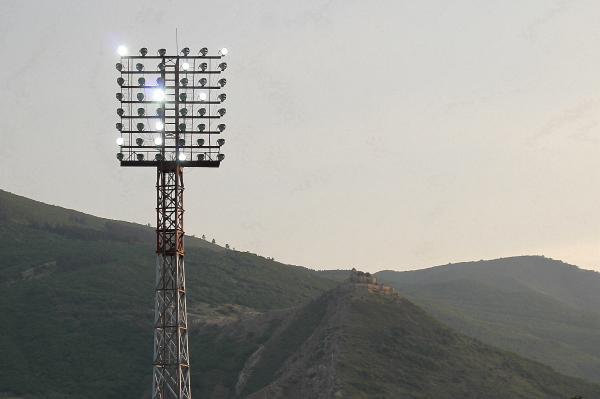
[377,256,600,385]
[231,282,600,399]
[0,189,335,398]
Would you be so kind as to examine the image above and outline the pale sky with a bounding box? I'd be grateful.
[1,0,599,272]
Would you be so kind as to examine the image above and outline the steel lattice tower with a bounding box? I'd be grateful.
[114,45,229,398]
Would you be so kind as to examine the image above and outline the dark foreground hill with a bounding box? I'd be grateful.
[0,189,335,398]
[377,257,600,385]
[226,282,600,399]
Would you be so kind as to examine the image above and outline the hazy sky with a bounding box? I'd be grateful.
[1,0,600,272]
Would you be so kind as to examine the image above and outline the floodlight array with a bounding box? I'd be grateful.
[115,47,228,166]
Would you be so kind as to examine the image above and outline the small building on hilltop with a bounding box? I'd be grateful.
[349,268,378,284]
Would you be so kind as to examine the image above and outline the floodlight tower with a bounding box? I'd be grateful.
[114,45,228,399]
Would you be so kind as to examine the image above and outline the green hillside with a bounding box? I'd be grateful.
[377,257,600,384]
[239,283,600,399]
[0,189,335,398]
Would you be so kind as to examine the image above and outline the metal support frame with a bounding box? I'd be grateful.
[153,163,191,399]
[115,47,228,399]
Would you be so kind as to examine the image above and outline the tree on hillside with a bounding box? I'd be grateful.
[211,238,216,244]
[202,234,206,240]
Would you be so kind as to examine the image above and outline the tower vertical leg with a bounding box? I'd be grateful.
[153,164,191,399]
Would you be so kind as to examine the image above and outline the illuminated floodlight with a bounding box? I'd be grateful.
[155,121,164,130]
[220,47,228,55]
[199,93,207,101]
[178,152,187,161]
[116,137,124,145]
[117,45,128,56]
[154,136,163,145]
[182,62,190,70]
[152,89,165,102]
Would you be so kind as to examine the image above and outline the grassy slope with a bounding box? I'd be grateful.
[246,283,600,399]
[377,256,600,384]
[0,189,335,399]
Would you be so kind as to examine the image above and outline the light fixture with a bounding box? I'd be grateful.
[155,121,164,130]
[156,108,164,116]
[158,48,166,56]
[198,108,206,116]
[138,77,146,86]
[199,63,207,71]
[217,138,225,146]
[220,48,228,55]
[197,123,206,132]
[136,138,144,146]
[218,108,226,116]
[136,63,144,71]
[117,77,125,86]
[116,93,123,101]
[117,108,124,116]
[115,63,123,71]
[116,137,124,145]
[154,136,163,145]
[218,93,226,102]
[117,45,128,56]
[182,62,190,70]
[179,93,187,102]
[199,93,207,101]
[158,63,165,71]
[137,122,145,131]
[217,124,226,132]
[181,47,190,56]
[199,78,207,87]
[200,47,208,56]
[197,138,205,146]
[178,123,187,132]
[178,152,187,161]
[218,78,227,87]
[152,89,165,102]
[180,108,188,116]
[139,47,148,56]
[218,62,227,71]
[180,78,188,86]
[156,77,165,87]
[137,93,144,101]
[178,138,186,146]
[155,154,163,161]
[197,154,205,161]
[137,108,145,116]
[116,152,124,161]
[137,153,144,161]
[116,122,123,131]
[217,154,225,161]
